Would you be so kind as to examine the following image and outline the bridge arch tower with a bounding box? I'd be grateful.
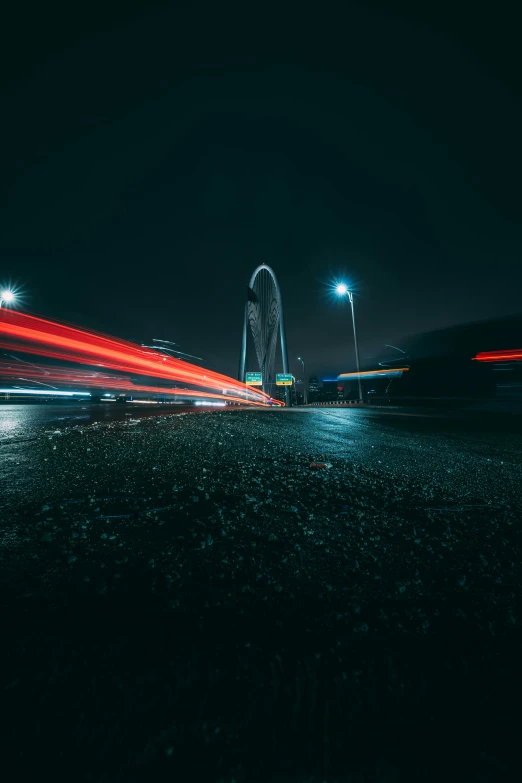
[239,264,291,405]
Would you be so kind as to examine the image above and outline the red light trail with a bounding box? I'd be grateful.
[474,349,522,362]
[0,310,281,406]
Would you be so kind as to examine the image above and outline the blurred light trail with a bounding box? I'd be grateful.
[0,310,282,406]
[0,364,131,386]
[0,388,91,397]
[0,359,268,404]
[384,345,406,354]
[18,377,58,389]
[338,368,410,380]
[153,338,177,346]
[474,349,522,362]
[141,344,202,361]
[4,353,50,373]
[0,358,273,405]
[0,383,251,404]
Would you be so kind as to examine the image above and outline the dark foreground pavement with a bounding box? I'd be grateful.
[1,407,522,782]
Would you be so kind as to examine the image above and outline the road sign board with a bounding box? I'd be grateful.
[276,373,293,386]
[246,372,263,386]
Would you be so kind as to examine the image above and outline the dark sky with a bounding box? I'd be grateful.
[1,0,521,379]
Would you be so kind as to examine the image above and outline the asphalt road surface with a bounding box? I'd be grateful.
[1,406,521,782]
[0,402,203,440]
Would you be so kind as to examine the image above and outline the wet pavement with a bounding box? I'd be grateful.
[0,402,199,441]
[1,406,521,782]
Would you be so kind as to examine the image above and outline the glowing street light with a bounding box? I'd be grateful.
[0,290,16,308]
[335,283,363,402]
[297,356,308,405]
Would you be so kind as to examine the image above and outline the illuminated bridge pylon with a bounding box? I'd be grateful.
[238,264,291,406]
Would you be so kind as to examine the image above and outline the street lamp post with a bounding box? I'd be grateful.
[335,284,363,402]
[0,290,15,309]
[297,357,308,405]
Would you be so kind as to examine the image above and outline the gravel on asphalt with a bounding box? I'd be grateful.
[1,407,521,782]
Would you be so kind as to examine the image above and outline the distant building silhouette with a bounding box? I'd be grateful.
[320,380,343,401]
[272,385,287,403]
[308,376,320,402]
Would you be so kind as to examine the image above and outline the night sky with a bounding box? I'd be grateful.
[1,1,521,379]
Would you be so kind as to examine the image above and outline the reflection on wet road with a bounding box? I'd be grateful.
[0,403,197,442]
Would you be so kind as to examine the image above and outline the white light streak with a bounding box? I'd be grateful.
[0,389,91,396]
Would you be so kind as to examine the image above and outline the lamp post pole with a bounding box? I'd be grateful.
[334,284,363,403]
[348,291,363,402]
[297,357,307,405]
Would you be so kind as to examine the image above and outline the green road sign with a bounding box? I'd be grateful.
[246,372,263,386]
[276,373,293,386]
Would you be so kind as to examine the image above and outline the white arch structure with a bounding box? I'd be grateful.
[239,264,290,405]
